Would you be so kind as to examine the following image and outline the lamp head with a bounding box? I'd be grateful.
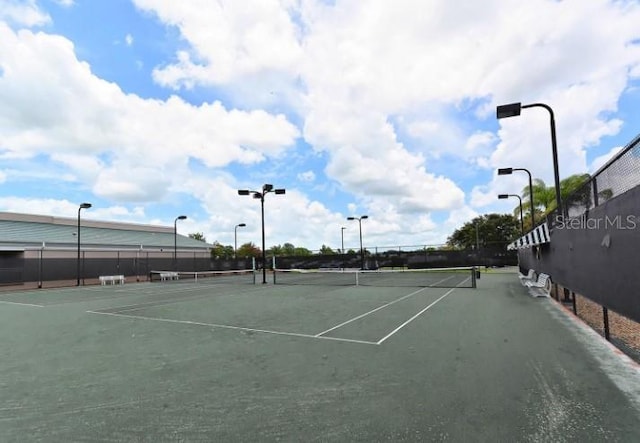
[238,223,246,227]
[496,102,522,119]
[238,190,250,196]
[361,215,369,220]
[177,215,187,221]
[498,194,509,199]
[274,188,286,195]
[347,217,355,221]
[263,184,273,192]
[497,168,513,175]
[79,203,92,209]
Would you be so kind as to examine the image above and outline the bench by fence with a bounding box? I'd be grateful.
[99,275,125,285]
[518,269,536,285]
[525,272,551,297]
[159,272,179,281]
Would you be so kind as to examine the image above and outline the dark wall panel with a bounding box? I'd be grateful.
[519,185,640,323]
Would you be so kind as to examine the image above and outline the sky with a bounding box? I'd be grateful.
[1,0,640,252]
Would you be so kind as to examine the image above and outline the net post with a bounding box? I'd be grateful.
[355,270,359,286]
[472,266,477,288]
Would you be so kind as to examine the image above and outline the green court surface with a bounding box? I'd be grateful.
[1,271,639,441]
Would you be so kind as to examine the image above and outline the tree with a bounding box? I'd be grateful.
[282,243,296,255]
[447,214,519,250]
[236,242,261,258]
[293,247,312,256]
[188,232,206,242]
[319,245,335,255]
[210,241,234,259]
[517,173,591,225]
[268,243,312,256]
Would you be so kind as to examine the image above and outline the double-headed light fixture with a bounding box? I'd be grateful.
[347,215,368,270]
[238,184,286,284]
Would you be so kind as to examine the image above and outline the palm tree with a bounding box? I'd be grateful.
[515,173,591,226]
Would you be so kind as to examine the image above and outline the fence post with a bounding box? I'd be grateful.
[603,306,610,341]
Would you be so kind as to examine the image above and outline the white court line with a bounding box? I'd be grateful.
[315,287,431,337]
[376,287,457,345]
[0,300,44,308]
[86,310,379,346]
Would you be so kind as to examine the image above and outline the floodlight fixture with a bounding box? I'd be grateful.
[238,184,286,283]
[496,102,522,119]
[496,100,561,214]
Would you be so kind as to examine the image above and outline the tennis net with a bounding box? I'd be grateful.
[149,269,256,285]
[272,267,477,288]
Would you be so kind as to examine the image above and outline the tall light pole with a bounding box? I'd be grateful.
[347,215,368,269]
[498,194,524,235]
[497,102,561,215]
[234,223,246,258]
[77,202,92,286]
[498,167,535,229]
[174,215,187,270]
[238,184,286,284]
[340,226,346,270]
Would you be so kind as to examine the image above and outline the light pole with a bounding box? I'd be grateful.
[340,226,346,254]
[77,202,92,286]
[496,102,561,215]
[498,167,535,229]
[238,184,286,283]
[347,215,368,269]
[174,215,187,270]
[234,223,246,258]
[498,194,524,235]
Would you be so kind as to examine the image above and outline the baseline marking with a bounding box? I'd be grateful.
[315,287,431,337]
[86,310,378,346]
[376,287,457,344]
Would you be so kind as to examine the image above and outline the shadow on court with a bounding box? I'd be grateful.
[1,271,639,441]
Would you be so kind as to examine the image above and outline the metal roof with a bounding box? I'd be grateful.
[0,213,211,251]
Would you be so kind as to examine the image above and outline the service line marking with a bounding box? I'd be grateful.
[376,287,456,345]
[86,310,379,346]
[315,287,431,337]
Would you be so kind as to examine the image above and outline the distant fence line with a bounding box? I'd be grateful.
[0,246,517,286]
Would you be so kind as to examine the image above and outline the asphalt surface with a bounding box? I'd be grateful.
[1,272,639,441]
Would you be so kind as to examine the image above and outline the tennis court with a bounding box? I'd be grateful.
[1,269,639,441]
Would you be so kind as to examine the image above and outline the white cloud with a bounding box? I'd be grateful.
[3,1,640,249]
[133,0,304,87]
[0,0,50,26]
[0,24,299,202]
[125,33,133,46]
[297,170,315,182]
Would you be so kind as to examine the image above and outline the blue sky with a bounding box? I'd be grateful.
[1,0,640,252]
